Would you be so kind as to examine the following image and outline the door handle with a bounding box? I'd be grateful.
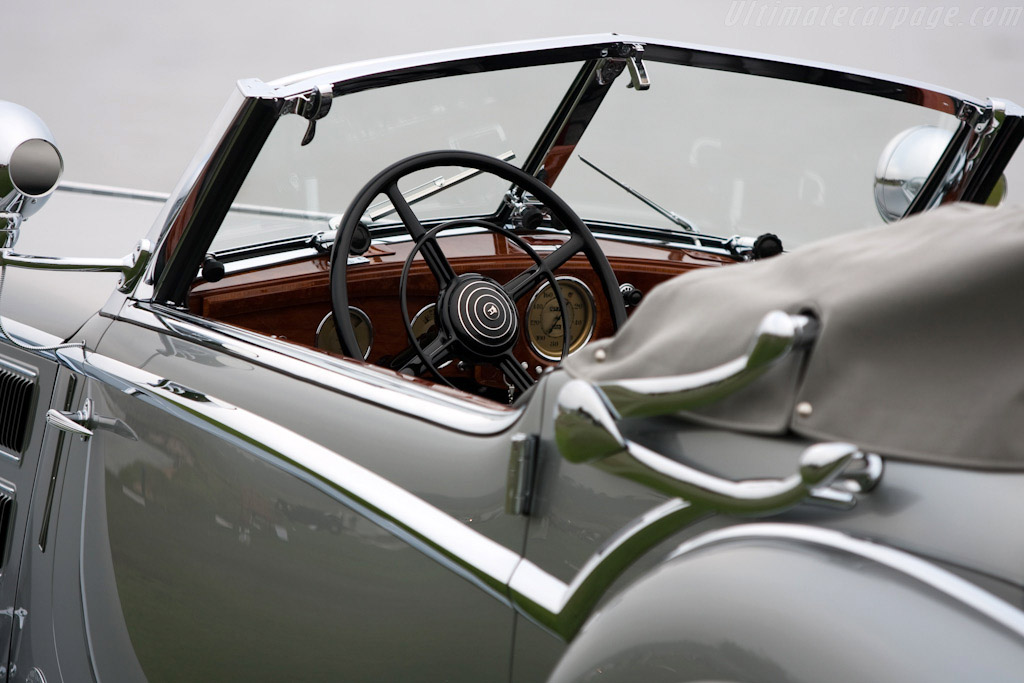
[45,398,94,439]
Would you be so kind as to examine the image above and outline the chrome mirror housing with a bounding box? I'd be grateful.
[873,125,954,223]
[0,101,64,248]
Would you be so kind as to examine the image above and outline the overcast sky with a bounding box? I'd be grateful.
[6,0,1023,190]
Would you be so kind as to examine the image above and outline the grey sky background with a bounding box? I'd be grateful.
[5,0,1024,191]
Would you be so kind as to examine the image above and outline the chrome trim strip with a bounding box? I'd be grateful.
[54,343,706,640]
[509,498,699,637]
[57,181,170,203]
[669,524,1024,639]
[0,316,63,359]
[120,302,523,436]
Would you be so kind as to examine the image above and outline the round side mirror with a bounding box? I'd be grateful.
[0,101,64,219]
[873,125,954,223]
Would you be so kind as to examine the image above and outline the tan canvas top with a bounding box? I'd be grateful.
[566,203,1024,470]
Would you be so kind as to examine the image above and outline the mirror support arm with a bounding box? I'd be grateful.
[0,239,151,293]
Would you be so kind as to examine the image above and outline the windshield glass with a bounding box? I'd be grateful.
[554,59,959,247]
[213,47,961,254]
[212,61,580,252]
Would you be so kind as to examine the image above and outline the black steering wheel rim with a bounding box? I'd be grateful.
[330,150,626,384]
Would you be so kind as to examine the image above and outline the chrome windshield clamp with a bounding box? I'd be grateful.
[286,84,333,146]
[625,44,650,90]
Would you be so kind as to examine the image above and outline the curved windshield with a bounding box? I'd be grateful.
[554,59,959,248]
[212,46,961,254]
[212,62,580,252]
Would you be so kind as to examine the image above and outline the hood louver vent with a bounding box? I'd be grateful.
[0,491,12,570]
[0,367,34,454]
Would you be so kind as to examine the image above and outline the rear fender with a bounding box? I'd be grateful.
[547,523,1024,683]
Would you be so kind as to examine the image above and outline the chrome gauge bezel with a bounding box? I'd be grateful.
[526,276,596,361]
[411,303,438,340]
[316,307,373,360]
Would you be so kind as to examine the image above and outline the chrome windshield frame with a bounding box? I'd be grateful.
[136,32,1011,309]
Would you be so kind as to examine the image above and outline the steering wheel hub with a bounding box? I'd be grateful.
[445,277,518,356]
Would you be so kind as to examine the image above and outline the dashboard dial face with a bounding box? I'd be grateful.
[526,277,596,361]
[410,303,437,341]
[316,308,373,359]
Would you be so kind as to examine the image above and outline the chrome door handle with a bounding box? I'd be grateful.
[45,398,94,439]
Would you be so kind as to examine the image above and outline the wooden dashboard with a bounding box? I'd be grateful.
[188,231,730,389]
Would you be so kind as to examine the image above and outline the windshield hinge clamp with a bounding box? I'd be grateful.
[625,44,650,90]
[286,85,333,146]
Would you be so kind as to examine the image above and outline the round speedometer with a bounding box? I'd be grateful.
[526,277,596,361]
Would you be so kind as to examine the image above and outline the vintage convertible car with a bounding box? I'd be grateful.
[0,35,1022,682]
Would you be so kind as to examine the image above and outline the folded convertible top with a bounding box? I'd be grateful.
[566,203,1024,470]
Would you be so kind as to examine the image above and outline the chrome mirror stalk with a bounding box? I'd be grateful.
[0,238,152,293]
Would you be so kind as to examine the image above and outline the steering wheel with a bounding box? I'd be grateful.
[330,150,627,393]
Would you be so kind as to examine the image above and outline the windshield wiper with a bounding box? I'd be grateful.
[365,150,516,222]
[578,156,697,233]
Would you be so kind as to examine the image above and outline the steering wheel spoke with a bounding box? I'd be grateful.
[497,353,535,395]
[396,333,455,378]
[386,183,456,287]
[503,233,585,301]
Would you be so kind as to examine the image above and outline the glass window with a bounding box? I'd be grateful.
[211,62,580,252]
[554,60,959,247]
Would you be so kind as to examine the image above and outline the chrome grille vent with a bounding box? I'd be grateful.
[0,367,34,453]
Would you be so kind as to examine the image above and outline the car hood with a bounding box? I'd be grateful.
[1,188,163,339]
[567,202,1024,470]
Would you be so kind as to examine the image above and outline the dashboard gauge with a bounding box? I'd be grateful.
[526,277,596,361]
[316,308,373,359]
[410,303,438,340]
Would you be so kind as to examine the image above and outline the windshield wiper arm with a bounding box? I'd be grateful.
[366,150,516,222]
[578,156,697,233]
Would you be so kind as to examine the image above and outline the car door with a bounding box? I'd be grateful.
[7,306,539,683]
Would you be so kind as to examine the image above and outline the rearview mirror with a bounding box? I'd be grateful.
[0,101,64,247]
